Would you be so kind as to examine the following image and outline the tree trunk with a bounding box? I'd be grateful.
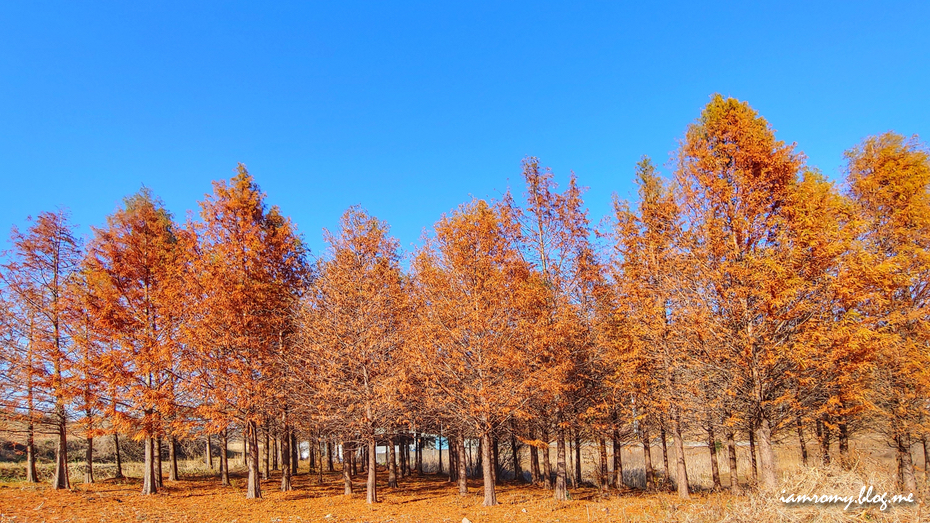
[573,432,582,487]
[726,429,739,493]
[612,431,624,489]
[113,432,124,479]
[757,417,777,491]
[291,433,299,474]
[817,419,831,466]
[895,431,918,493]
[530,430,540,484]
[54,413,70,490]
[481,432,497,506]
[438,430,444,475]
[448,435,457,482]
[328,438,335,472]
[838,421,849,467]
[280,427,292,492]
[317,436,324,484]
[388,436,399,487]
[554,428,568,501]
[456,433,468,495]
[271,434,278,470]
[220,430,230,486]
[246,420,262,499]
[706,423,721,489]
[155,436,164,488]
[341,441,351,495]
[366,438,378,503]
[83,436,94,484]
[796,416,808,466]
[672,415,690,499]
[26,421,38,483]
[169,436,179,481]
[660,424,669,483]
[492,436,500,484]
[142,436,157,494]
[598,437,608,495]
[263,430,270,479]
[415,434,423,475]
[922,435,930,488]
[542,428,553,489]
[206,434,214,469]
[748,424,758,482]
[641,425,654,491]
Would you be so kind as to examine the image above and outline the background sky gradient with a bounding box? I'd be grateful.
[2,1,927,257]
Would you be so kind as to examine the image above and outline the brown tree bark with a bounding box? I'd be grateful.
[280,427,292,492]
[220,430,230,487]
[481,432,497,506]
[113,432,124,479]
[574,430,581,488]
[456,433,468,495]
[542,428,553,490]
[672,415,690,499]
[246,420,262,499]
[529,430,540,484]
[554,428,568,500]
[263,429,270,479]
[341,441,351,495]
[612,431,624,489]
[84,436,94,484]
[726,429,739,493]
[206,434,214,469]
[796,416,808,466]
[895,431,918,493]
[169,437,179,482]
[366,438,378,503]
[757,417,777,490]
[598,437,608,495]
[142,436,157,494]
[155,436,164,488]
[387,435,399,487]
[54,411,70,490]
[641,425,654,491]
[705,424,721,489]
[747,423,758,482]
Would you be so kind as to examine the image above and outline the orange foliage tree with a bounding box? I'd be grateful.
[183,165,307,499]
[845,132,930,493]
[82,189,184,494]
[410,198,543,506]
[0,211,83,489]
[294,206,407,503]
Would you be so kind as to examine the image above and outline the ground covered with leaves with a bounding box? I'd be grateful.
[1,466,926,523]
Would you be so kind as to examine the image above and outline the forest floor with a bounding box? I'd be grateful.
[1,465,927,523]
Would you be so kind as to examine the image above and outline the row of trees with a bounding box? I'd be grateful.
[1,95,928,506]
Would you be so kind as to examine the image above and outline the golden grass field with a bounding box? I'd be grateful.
[1,438,927,523]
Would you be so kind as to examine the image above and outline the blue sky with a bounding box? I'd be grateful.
[1,1,927,258]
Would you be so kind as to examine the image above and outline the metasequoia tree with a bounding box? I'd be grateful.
[0,211,82,489]
[294,207,406,504]
[82,189,184,494]
[184,164,307,499]
[505,158,596,501]
[610,157,691,498]
[411,199,543,507]
[675,95,833,490]
[845,133,930,493]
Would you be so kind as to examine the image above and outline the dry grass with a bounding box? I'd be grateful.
[1,442,927,522]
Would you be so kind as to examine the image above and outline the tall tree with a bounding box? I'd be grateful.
[411,199,542,506]
[610,157,691,498]
[295,206,407,504]
[183,164,307,499]
[845,133,930,493]
[0,211,83,489]
[83,189,183,494]
[675,95,826,490]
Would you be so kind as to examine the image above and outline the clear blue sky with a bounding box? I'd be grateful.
[2,1,927,257]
